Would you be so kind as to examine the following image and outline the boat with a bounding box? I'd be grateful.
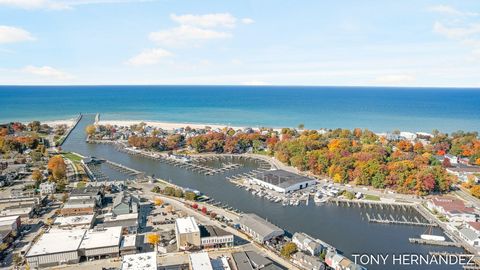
[420,234,445,242]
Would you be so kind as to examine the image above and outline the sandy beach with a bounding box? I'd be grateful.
[97,120,251,131]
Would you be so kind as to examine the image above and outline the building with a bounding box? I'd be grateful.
[79,226,122,260]
[121,252,157,270]
[120,234,138,256]
[0,215,20,244]
[189,252,213,270]
[53,214,95,229]
[238,213,284,243]
[26,229,86,268]
[61,198,96,216]
[291,252,324,270]
[232,251,282,270]
[292,232,325,256]
[10,188,35,198]
[459,227,480,247]
[101,212,139,234]
[40,182,56,195]
[447,165,480,183]
[112,191,139,216]
[325,250,365,270]
[250,170,317,194]
[199,225,234,248]
[175,216,201,250]
[427,196,476,223]
[70,185,104,207]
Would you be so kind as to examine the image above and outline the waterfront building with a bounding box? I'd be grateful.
[427,196,476,223]
[121,252,157,270]
[325,250,365,270]
[39,182,56,195]
[199,225,234,248]
[61,198,96,216]
[249,170,317,194]
[53,214,95,229]
[291,252,324,270]
[26,229,86,268]
[78,226,122,260]
[112,191,139,216]
[189,252,213,270]
[458,227,480,247]
[238,213,284,243]
[175,216,201,250]
[292,232,324,256]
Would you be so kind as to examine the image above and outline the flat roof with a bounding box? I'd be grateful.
[122,252,157,270]
[0,215,19,226]
[105,213,138,222]
[79,226,122,250]
[176,216,199,234]
[200,225,231,238]
[121,234,137,248]
[189,252,213,270]
[63,198,96,209]
[253,170,315,188]
[54,214,95,227]
[27,229,86,257]
[238,213,283,239]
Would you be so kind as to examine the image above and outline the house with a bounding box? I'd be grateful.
[238,213,284,243]
[291,252,324,270]
[292,232,324,256]
[249,170,317,194]
[427,196,476,223]
[175,217,201,250]
[112,192,139,216]
[325,250,365,270]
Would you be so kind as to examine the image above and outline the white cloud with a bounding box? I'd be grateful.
[429,5,478,17]
[0,25,35,44]
[22,65,72,79]
[149,25,231,46]
[170,13,237,28]
[241,18,255,25]
[0,0,154,10]
[126,48,172,66]
[433,22,480,39]
[373,74,416,85]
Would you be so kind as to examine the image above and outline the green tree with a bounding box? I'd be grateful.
[184,191,197,201]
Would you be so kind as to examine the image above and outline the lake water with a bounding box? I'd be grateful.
[1,86,479,133]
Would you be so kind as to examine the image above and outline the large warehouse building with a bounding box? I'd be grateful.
[249,170,317,193]
[175,216,201,251]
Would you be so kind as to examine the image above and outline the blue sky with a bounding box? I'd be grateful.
[0,0,479,86]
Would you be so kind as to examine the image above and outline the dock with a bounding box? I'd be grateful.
[409,238,461,247]
[365,212,436,227]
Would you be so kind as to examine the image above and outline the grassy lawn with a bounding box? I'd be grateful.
[364,194,381,201]
[62,152,83,163]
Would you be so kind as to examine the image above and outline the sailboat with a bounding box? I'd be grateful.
[420,226,446,242]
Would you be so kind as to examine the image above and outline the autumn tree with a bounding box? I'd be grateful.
[85,125,96,136]
[471,185,480,198]
[280,242,297,258]
[47,155,67,182]
[32,169,43,181]
[146,233,161,250]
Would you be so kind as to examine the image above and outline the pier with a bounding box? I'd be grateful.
[104,159,143,176]
[409,238,461,247]
[57,114,83,146]
[365,212,436,227]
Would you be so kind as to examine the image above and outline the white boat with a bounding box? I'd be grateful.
[420,234,445,242]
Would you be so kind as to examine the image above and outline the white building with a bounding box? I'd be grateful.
[459,227,480,247]
[249,170,317,194]
[39,182,56,195]
[79,226,122,260]
[26,229,86,268]
[292,232,325,256]
[53,214,95,229]
[175,216,201,250]
[199,225,234,248]
[121,252,157,270]
[238,213,284,243]
[189,252,213,270]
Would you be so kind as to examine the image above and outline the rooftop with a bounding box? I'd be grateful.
[189,252,213,270]
[0,215,19,227]
[176,216,200,234]
[253,170,315,188]
[199,225,231,238]
[79,226,122,250]
[63,198,96,209]
[430,196,475,214]
[121,252,157,270]
[26,229,86,257]
[54,214,95,227]
[460,227,480,242]
[238,213,283,238]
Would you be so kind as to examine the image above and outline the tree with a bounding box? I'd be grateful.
[47,155,67,182]
[471,185,480,198]
[209,212,217,218]
[85,125,96,136]
[442,158,452,168]
[184,191,197,201]
[0,243,8,252]
[146,233,161,250]
[298,123,305,130]
[201,206,207,214]
[192,203,198,209]
[13,253,23,266]
[280,242,297,258]
[154,198,164,206]
[32,169,43,181]
[174,188,183,198]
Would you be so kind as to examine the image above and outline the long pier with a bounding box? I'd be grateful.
[104,159,143,176]
[365,213,436,227]
[57,114,82,146]
[409,238,461,247]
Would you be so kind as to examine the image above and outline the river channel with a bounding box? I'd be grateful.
[62,115,464,270]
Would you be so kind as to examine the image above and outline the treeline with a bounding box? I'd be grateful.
[186,132,267,153]
[128,134,184,151]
